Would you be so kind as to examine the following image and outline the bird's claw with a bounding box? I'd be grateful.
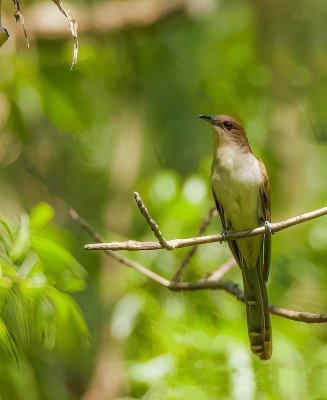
[221,229,228,243]
[264,221,274,235]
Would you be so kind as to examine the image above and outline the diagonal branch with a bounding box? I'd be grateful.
[207,257,235,282]
[68,206,327,324]
[133,192,173,250]
[68,208,170,287]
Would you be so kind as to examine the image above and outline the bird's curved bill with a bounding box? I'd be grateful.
[198,114,215,124]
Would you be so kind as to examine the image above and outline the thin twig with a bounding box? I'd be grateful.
[68,208,170,287]
[171,206,216,283]
[68,208,103,243]
[268,305,327,323]
[133,192,173,250]
[85,206,327,251]
[69,206,327,324]
[207,257,235,282]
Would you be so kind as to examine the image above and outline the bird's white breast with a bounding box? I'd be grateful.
[211,143,263,232]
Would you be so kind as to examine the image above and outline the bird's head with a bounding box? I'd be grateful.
[198,114,250,151]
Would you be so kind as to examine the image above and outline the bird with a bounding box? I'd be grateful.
[199,114,272,360]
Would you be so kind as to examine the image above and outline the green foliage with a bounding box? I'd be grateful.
[0,203,88,361]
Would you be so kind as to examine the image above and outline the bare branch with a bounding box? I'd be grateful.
[172,206,216,283]
[169,278,327,323]
[68,207,170,287]
[69,206,327,324]
[268,305,327,323]
[207,257,235,282]
[68,208,103,243]
[170,278,245,296]
[133,192,173,250]
[85,205,327,251]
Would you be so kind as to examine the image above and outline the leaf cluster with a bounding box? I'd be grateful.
[0,202,88,360]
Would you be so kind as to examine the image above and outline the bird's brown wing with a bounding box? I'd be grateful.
[212,187,241,266]
[258,159,271,282]
[213,185,271,359]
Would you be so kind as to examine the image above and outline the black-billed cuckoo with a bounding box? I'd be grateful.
[199,114,272,360]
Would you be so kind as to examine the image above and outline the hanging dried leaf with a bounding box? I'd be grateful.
[12,0,29,47]
[51,0,78,69]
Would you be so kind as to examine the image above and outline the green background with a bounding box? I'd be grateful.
[0,0,327,398]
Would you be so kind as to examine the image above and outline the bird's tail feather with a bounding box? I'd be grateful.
[241,257,272,360]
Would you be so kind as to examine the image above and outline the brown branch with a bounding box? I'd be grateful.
[268,305,327,323]
[68,206,327,324]
[169,278,327,323]
[207,257,235,282]
[85,201,327,251]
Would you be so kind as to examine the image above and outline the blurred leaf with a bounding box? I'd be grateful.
[29,202,55,231]
[0,206,88,365]
[9,215,30,263]
[0,319,18,360]
[48,287,89,346]
[31,236,86,292]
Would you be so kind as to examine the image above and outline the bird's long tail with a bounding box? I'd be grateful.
[241,258,272,360]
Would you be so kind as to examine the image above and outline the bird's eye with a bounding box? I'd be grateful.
[224,121,233,130]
